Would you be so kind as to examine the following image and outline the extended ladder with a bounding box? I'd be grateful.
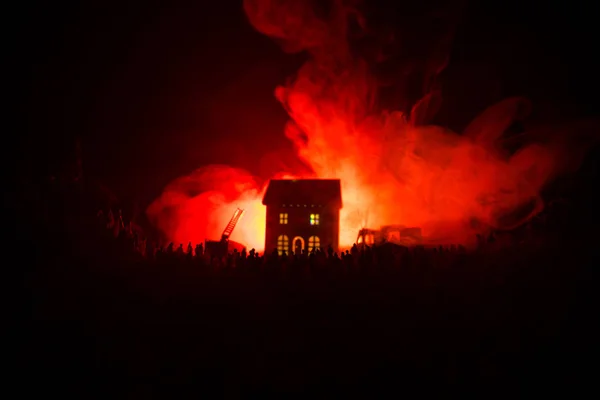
[221,208,245,241]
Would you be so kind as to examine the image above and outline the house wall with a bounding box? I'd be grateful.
[326,205,340,251]
[264,205,278,253]
[265,204,341,254]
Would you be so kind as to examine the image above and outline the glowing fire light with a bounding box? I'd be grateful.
[147,1,593,252]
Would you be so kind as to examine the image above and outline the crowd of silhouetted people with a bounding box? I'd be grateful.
[92,204,548,274]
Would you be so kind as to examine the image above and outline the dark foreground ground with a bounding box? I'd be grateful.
[19,233,596,399]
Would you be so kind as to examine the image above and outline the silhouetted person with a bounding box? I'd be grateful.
[146,241,155,259]
[106,209,115,229]
[476,233,484,249]
[351,243,358,258]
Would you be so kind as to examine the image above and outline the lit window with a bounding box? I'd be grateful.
[310,213,320,225]
[308,236,320,251]
[279,213,288,224]
[277,235,289,255]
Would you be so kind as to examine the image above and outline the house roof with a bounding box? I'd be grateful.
[262,179,342,208]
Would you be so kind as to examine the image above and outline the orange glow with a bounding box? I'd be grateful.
[147,166,265,251]
[147,1,593,252]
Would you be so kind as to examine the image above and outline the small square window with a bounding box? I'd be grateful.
[310,213,320,226]
[279,213,288,224]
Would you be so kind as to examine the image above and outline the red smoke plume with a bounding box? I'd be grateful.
[147,0,594,251]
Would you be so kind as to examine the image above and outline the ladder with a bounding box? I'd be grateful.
[221,208,245,241]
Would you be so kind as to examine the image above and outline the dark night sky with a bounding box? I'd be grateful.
[20,0,599,205]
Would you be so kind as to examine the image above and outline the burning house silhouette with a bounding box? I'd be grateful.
[262,179,343,255]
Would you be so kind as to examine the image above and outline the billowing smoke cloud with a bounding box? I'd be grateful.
[147,0,595,250]
[147,166,267,250]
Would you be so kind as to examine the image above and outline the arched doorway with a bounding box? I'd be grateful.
[292,236,305,255]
